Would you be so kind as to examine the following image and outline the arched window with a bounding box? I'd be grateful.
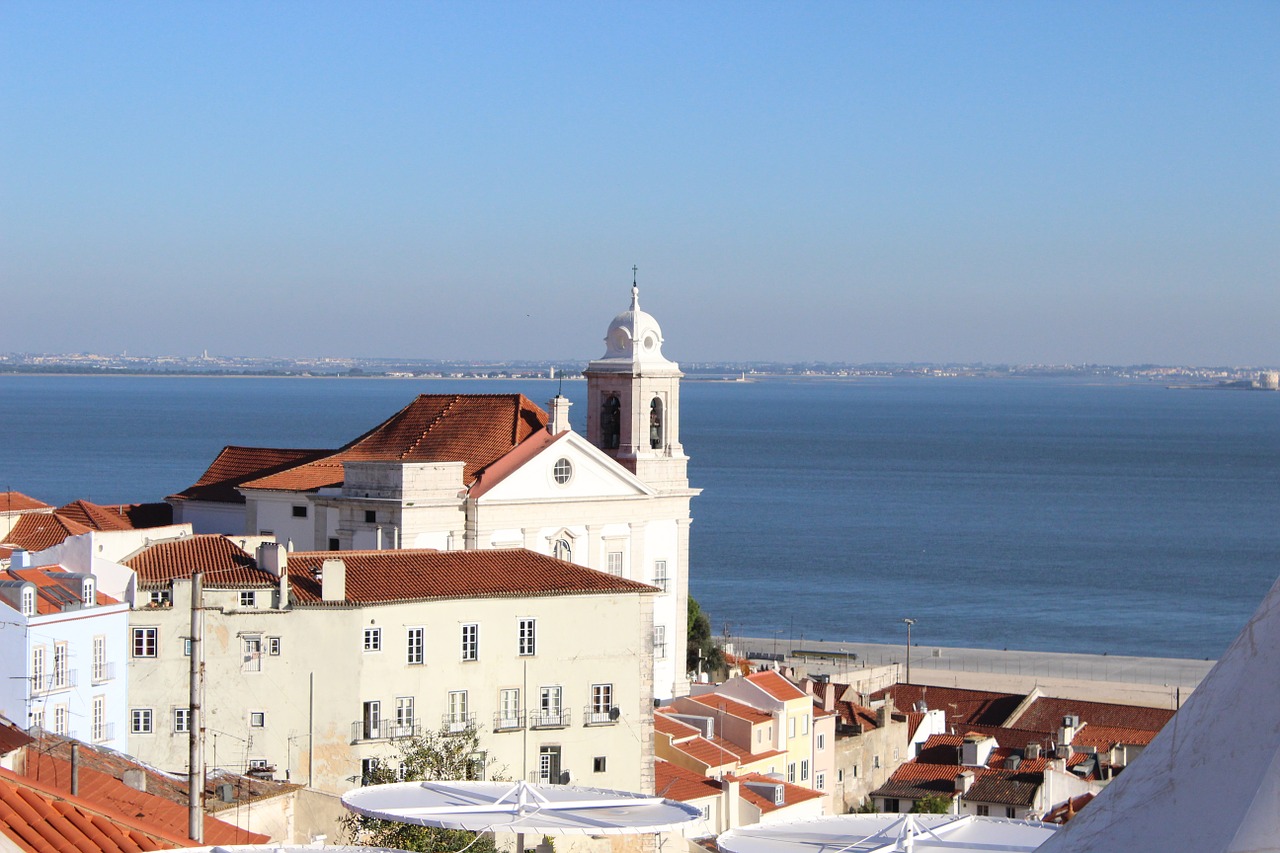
[553,539,572,562]
[21,587,36,617]
[602,395,621,450]
[649,397,664,449]
[82,578,96,607]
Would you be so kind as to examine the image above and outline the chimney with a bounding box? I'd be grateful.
[256,541,287,577]
[955,770,974,794]
[720,776,740,831]
[1025,742,1041,760]
[278,570,290,609]
[321,558,346,602]
[877,694,895,727]
[122,768,147,792]
[70,743,80,796]
[548,395,573,434]
[375,526,383,550]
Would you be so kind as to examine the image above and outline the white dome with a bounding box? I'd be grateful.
[600,284,675,366]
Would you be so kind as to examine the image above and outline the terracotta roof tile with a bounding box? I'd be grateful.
[655,713,703,741]
[2,568,121,614]
[54,500,172,531]
[675,736,747,770]
[169,446,332,504]
[2,514,92,552]
[0,723,35,756]
[286,548,656,604]
[746,670,807,701]
[124,536,276,588]
[964,768,1042,807]
[731,772,826,813]
[872,684,1024,728]
[1008,697,1175,734]
[681,695,774,724]
[241,394,551,493]
[0,492,52,514]
[872,762,963,801]
[1069,724,1159,749]
[656,761,722,803]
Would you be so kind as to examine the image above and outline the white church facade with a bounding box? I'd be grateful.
[169,285,698,699]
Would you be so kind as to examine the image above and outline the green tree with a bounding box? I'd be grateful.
[687,596,725,676]
[910,794,952,814]
[340,724,502,853]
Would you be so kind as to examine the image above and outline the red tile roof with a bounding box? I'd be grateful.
[1068,724,1159,750]
[2,514,92,552]
[655,713,703,741]
[286,548,656,604]
[240,394,551,493]
[0,723,35,756]
[0,492,52,514]
[732,772,826,813]
[872,761,963,801]
[873,684,1025,728]
[746,670,807,701]
[168,446,332,504]
[674,736,750,770]
[468,429,564,499]
[1007,697,1175,734]
[964,768,1042,808]
[656,761,723,803]
[2,568,121,614]
[54,500,172,531]
[681,694,774,725]
[124,536,276,588]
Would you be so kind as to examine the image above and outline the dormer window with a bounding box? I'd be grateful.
[553,539,572,562]
[602,395,621,450]
[82,578,96,607]
[21,587,36,616]
[649,397,664,449]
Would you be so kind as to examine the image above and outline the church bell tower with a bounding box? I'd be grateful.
[584,275,689,493]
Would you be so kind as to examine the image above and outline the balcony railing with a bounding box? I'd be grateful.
[92,662,116,685]
[442,713,476,734]
[92,722,115,743]
[529,709,572,729]
[583,706,617,726]
[351,719,421,742]
[493,711,525,732]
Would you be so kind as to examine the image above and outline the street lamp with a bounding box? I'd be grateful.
[902,618,916,684]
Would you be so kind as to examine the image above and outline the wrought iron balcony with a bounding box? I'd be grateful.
[351,719,420,742]
[582,706,617,726]
[529,709,572,729]
[442,712,476,734]
[492,711,525,732]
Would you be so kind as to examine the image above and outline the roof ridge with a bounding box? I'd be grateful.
[400,394,462,460]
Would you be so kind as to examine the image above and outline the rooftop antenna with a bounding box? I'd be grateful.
[631,265,639,303]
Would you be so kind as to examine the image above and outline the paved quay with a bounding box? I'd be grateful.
[732,636,1215,709]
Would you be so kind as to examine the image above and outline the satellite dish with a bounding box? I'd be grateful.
[609,707,621,721]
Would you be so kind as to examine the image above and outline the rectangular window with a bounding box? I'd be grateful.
[461,623,479,661]
[498,688,520,729]
[884,798,899,814]
[607,551,623,576]
[132,628,158,658]
[361,757,379,785]
[801,759,810,782]
[329,537,340,550]
[518,618,536,656]
[816,771,826,791]
[292,505,308,518]
[240,591,256,608]
[31,709,44,730]
[53,705,68,735]
[31,646,45,692]
[817,732,826,750]
[242,636,263,672]
[53,643,68,689]
[268,637,281,656]
[407,628,424,664]
[538,745,562,784]
[92,696,105,742]
[364,628,382,652]
[466,751,486,781]
[148,590,171,606]
[593,756,607,773]
[131,708,153,734]
[364,510,377,523]
[653,625,667,658]
[92,635,107,682]
[395,697,415,736]
[538,686,563,726]
[249,711,266,727]
[588,683,614,723]
[653,560,669,592]
[976,804,989,817]
[1006,807,1017,819]
[699,804,711,821]
[787,762,796,783]
[174,708,190,733]
[448,690,469,732]
[802,714,810,735]
[362,701,381,740]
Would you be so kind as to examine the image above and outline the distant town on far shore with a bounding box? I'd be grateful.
[3,351,1279,389]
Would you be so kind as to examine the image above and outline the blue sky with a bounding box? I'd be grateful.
[3,2,1276,364]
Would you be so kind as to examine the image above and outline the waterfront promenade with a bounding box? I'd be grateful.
[733,636,1215,709]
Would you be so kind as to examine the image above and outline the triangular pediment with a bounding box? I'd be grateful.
[471,430,655,502]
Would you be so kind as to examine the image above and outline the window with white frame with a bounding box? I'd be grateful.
[539,686,563,725]
[607,551,623,576]
[240,591,256,608]
[461,623,478,661]
[591,683,613,715]
[817,732,826,750]
[92,696,105,742]
[801,758,810,781]
[788,716,796,738]
[248,758,269,771]
[552,538,571,561]
[30,708,44,730]
[92,635,107,682]
[148,590,171,606]
[364,627,381,652]
[174,708,190,733]
[360,758,379,785]
[395,697,414,735]
[268,636,281,655]
[652,560,668,592]
[31,647,45,692]
[407,627,424,664]
[81,577,95,606]
[787,762,796,783]
[53,643,68,689]
[816,771,826,790]
[518,618,536,656]
[802,714,809,735]
[552,458,573,485]
[249,711,266,728]
[976,804,990,817]
[132,627,158,657]
[653,625,667,658]
[21,587,36,616]
[53,705,67,735]
[448,691,469,731]
[131,708,153,734]
[498,688,520,728]
[242,636,263,672]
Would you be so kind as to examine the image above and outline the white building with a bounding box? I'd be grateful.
[122,535,659,796]
[169,285,698,699]
[0,558,130,749]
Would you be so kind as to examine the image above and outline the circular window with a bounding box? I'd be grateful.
[553,458,573,485]
[644,334,656,350]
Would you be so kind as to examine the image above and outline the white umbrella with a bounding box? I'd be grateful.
[343,779,701,851]
[718,813,1058,853]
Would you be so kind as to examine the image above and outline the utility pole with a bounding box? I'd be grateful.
[188,573,205,842]
[902,618,916,685]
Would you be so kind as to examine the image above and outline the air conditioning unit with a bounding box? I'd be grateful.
[1063,714,1080,728]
